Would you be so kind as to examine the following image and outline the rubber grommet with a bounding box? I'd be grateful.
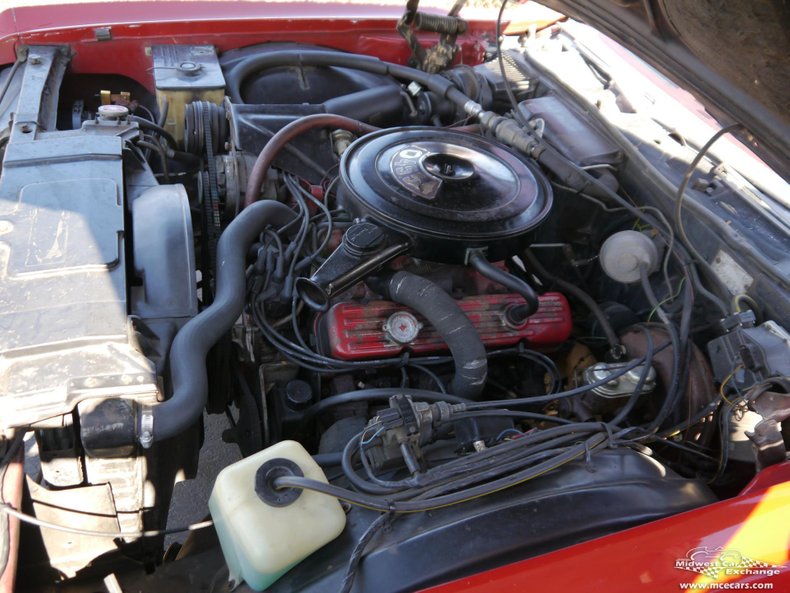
[254,458,304,507]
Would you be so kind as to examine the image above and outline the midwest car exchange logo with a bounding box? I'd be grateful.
[675,546,782,579]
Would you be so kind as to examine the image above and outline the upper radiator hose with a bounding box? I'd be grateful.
[138,200,297,446]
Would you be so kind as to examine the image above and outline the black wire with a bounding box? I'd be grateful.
[282,344,669,426]
[496,0,527,126]
[658,398,721,440]
[674,123,742,312]
[609,325,654,426]
[710,397,740,484]
[282,177,311,296]
[133,103,156,122]
[300,389,469,425]
[451,410,574,425]
[467,342,670,410]
[284,174,334,271]
[275,432,607,513]
[338,512,393,593]
[359,437,414,492]
[341,422,605,500]
[137,138,170,183]
[408,364,446,393]
[655,438,718,464]
[639,266,685,432]
[129,115,178,148]
[524,249,621,352]
[342,431,398,495]
[517,350,561,394]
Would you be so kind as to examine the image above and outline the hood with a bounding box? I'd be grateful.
[538,0,789,179]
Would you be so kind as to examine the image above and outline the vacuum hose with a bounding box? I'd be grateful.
[467,252,538,325]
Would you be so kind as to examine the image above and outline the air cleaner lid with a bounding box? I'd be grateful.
[339,127,552,244]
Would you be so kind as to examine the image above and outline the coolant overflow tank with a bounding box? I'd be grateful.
[209,441,346,591]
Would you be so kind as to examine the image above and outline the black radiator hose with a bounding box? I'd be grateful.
[138,200,297,446]
[467,251,539,325]
[382,271,487,400]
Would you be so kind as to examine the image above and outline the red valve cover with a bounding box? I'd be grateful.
[320,292,572,360]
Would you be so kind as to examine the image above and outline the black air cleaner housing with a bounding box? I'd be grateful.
[338,127,552,262]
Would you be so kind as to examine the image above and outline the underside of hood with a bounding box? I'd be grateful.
[538,0,790,178]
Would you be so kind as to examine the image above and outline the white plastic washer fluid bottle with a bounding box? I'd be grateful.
[209,440,347,591]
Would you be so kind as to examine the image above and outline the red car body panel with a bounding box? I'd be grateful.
[423,462,790,592]
[0,3,787,592]
[0,2,492,90]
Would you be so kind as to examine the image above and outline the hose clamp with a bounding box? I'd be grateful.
[139,406,154,449]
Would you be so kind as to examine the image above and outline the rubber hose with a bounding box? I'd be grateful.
[385,271,487,399]
[225,49,467,108]
[468,251,538,324]
[244,113,379,209]
[533,142,612,200]
[143,200,297,443]
[524,250,621,352]
[129,116,178,148]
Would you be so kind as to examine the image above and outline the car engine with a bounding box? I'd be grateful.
[0,20,788,593]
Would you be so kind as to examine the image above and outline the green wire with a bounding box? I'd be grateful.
[647,277,686,322]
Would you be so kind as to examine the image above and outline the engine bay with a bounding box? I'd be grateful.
[0,9,788,592]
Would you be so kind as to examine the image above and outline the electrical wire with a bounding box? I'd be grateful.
[732,294,761,321]
[517,350,561,394]
[519,49,728,317]
[129,115,178,148]
[718,364,743,406]
[0,504,213,538]
[133,103,156,122]
[137,137,170,183]
[0,432,24,578]
[496,428,525,441]
[225,65,739,575]
[408,363,446,393]
[647,278,686,322]
[524,249,622,354]
[342,422,607,500]
[674,123,742,312]
[338,512,393,593]
[639,265,684,431]
[467,342,670,410]
[549,181,712,315]
[452,410,574,425]
[609,325,654,426]
[496,0,528,126]
[276,432,607,513]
